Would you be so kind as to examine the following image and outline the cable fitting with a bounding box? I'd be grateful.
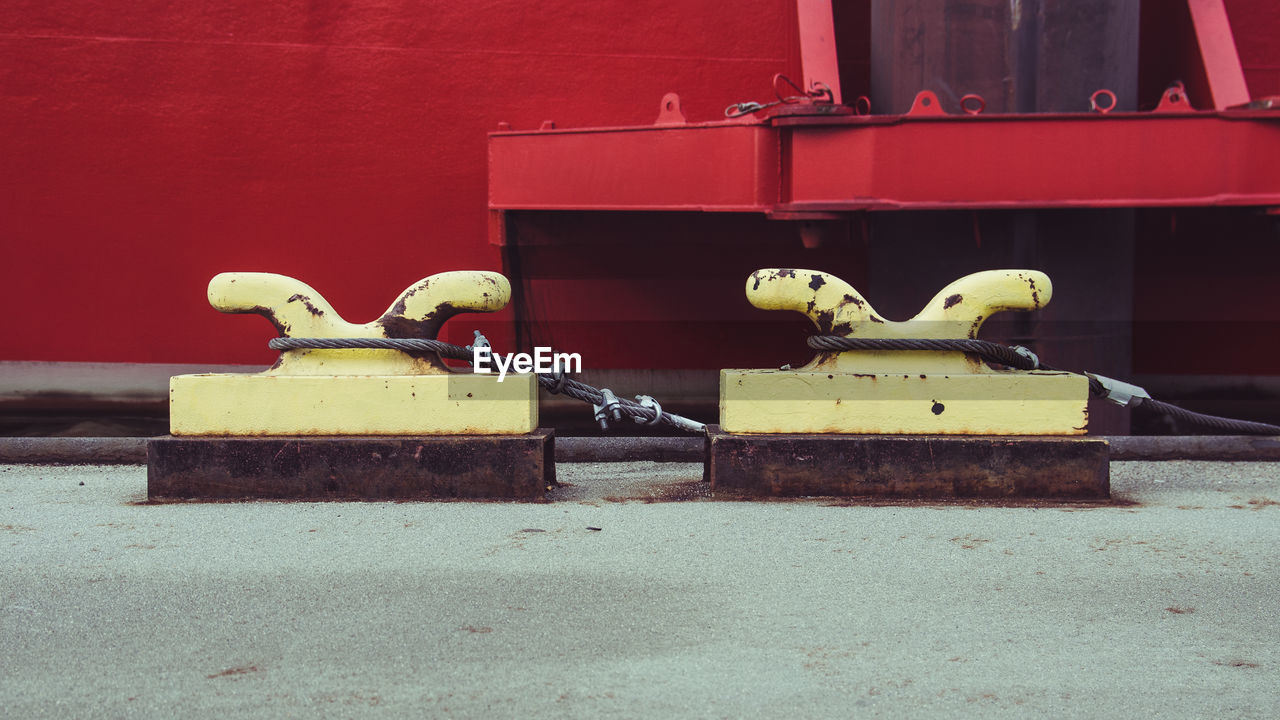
[593,388,622,430]
[549,369,569,394]
[1086,372,1150,407]
[633,395,664,426]
[465,330,489,353]
[1011,345,1040,370]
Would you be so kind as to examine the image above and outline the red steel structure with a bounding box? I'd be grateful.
[484,0,1280,432]
[491,86,1280,214]
[491,1,1279,216]
[2,0,1280,429]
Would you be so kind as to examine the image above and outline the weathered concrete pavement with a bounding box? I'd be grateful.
[2,461,1278,718]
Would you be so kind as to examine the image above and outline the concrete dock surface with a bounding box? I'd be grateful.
[2,460,1278,718]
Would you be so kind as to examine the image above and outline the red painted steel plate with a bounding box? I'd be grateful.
[490,125,778,212]
[489,112,1280,213]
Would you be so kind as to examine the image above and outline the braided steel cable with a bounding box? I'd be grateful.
[1138,398,1280,435]
[267,337,705,433]
[807,336,1043,370]
[267,335,1279,436]
[269,337,472,360]
[808,335,1280,435]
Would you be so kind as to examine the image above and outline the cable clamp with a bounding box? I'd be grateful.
[1011,345,1040,370]
[549,369,568,394]
[465,330,489,352]
[1086,372,1150,407]
[725,101,769,117]
[593,388,622,430]
[633,395,664,426]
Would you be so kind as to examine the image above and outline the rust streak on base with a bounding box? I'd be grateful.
[705,426,1108,500]
[147,430,555,502]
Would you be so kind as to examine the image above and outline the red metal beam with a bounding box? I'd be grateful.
[488,98,1280,217]
[796,0,842,104]
[489,123,778,212]
[1188,0,1251,109]
[779,110,1280,211]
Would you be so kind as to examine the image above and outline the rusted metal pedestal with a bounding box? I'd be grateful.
[705,426,1109,500]
[147,430,555,502]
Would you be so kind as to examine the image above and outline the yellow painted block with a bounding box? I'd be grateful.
[170,373,537,436]
[720,369,1087,435]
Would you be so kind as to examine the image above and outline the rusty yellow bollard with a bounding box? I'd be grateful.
[720,268,1089,435]
[707,267,1107,500]
[168,271,537,436]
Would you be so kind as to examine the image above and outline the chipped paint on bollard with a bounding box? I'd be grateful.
[721,268,1089,435]
[710,269,1106,500]
[706,426,1109,500]
[152,270,552,501]
[169,373,537,436]
[720,369,1086,436]
[170,270,536,436]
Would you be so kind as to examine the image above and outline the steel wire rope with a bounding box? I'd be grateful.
[267,337,704,432]
[266,335,1280,436]
[807,335,1280,435]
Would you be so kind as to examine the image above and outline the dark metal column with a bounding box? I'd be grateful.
[868,0,1139,434]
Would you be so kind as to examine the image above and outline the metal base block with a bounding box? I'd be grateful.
[147,430,555,501]
[705,426,1108,500]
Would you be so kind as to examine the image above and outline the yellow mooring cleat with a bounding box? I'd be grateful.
[169,271,537,436]
[720,268,1089,435]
